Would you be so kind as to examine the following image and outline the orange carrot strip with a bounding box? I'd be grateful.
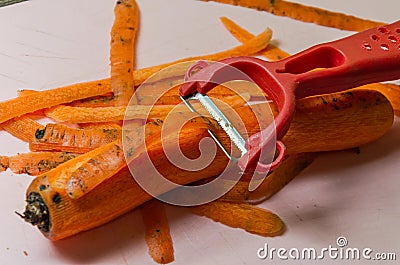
[29,124,121,153]
[68,93,115,108]
[141,200,175,264]
[45,105,167,123]
[0,156,9,172]
[1,116,44,142]
[44,93,250,123]
[0,79,111,124]
[3,152,79,176]
[220,17,290,61]
[7,25,270,112]
[110,0,139,106]
[17,89,116,108]
[79,122,122,130]
[133,27,272,86]
[209,0,385,31]
[192,201,285,237]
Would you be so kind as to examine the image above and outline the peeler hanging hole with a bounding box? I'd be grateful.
[388,36,398,43]
[362,42,372,51]
[396,28,400,34]
[380,44,390,51]
[371,35,380,41]
[378,27,390,34]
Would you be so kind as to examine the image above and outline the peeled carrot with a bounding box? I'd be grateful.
[110,0,139,106]
[22,113,231,240]
[2,152,79,176]
[1,116,44,142]
[64,139,127,199]
[209,0,385,31]
[68,93,115,108]
[29,123,121,153]
[44,93,250,123]
[79,122,122,130]
[0,156,9,172]
[192,201,285,237]
[360,83,400,114]
[141,200,175,264]
[0,79,111,124]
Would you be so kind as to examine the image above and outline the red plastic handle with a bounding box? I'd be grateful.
[179,20,400,173]
[277,20,400,98]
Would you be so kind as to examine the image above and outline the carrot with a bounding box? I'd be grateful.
[44,93,251,123]
[192,201,284,237]
[79,122,122,130]
[29,124,121,153]
[110,0,139,106]
[21,113,232,240]
[0,79,111,124]
[1,116,44,142]
[359,83,400,115]
[20,89,393,240]
[209,0,385,31]
[64,139,127,199]
[68,93,115,108]
[220,17,290,61]
[2,152,79,176]
[283,90,393,154]
[17,89,116,108]
[141,200,175,264]
[0,156,9,172]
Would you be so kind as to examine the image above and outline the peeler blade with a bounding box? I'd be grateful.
[181,93,247,161]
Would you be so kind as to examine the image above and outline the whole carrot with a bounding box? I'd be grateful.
[20,89,393,240]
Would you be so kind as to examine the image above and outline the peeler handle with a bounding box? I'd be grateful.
[279,20,400,99]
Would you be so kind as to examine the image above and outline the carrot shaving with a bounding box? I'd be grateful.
[220,17,290,61]
[141,200,175,264]
[209,0,385,31]
[0,156,8,172]
[2,152,79,176]
[68,93,115,108]
[192,201,285,237]
[110,0,139,106]
[79,122,122,130]
[0,79,111,124]
[44,93,250,123]
[29,124,121,153]
[1,116,44,142]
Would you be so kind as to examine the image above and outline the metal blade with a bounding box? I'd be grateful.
[181,93,248,159]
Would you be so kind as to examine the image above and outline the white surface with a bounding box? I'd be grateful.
[0,0,399,264]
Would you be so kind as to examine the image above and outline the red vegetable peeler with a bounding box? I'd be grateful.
[180,20,400,173]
